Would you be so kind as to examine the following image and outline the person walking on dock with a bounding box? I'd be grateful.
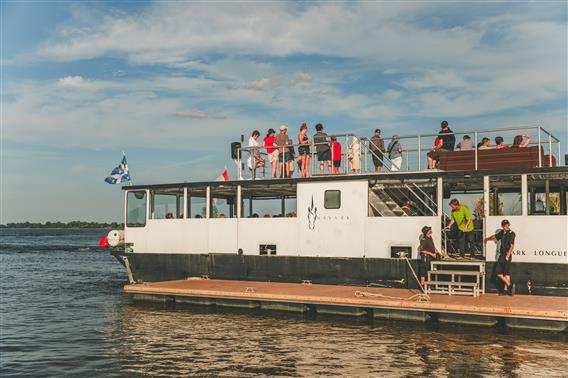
[484,219,516,296]
[418,226,442,286]
[445,198,474,258]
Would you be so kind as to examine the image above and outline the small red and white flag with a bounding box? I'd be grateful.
[216,167,229,181]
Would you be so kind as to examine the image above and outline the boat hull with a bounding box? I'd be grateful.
[120,253,567,296]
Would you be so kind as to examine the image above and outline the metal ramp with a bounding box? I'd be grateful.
[425,261,486,297]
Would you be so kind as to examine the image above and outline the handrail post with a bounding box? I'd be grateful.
[548,133,553,167]
[474,131,478,171]
[417,135,421,171]
[364,140,368,173]
[345,135,349,175]
[558,141,562,167]
[538,126,542,167]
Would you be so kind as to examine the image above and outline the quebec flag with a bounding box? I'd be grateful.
[104,155,131,184]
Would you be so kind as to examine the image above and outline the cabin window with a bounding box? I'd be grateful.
[368,179,437,217]
[211,187,237,218]
[324,190,341,209]
[241,183,297,217]
[126,191,147,227]
[528,174,568,215]
[489,175,522,216]
[152,192,180,219]
[188,193,207,218]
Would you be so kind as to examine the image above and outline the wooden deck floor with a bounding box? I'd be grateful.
[124,279,568,322]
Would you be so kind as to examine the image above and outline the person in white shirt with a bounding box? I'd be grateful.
[247,130,264,178]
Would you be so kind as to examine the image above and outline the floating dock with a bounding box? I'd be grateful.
[124,279,568,332]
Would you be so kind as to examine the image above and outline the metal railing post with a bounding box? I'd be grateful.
[364,141,368,173]
[345,135,349,175]
[538,126,542,167]
[417,135,421,171]
[558,141,562,167]
[548,133,553,167]
[474,131,478,171]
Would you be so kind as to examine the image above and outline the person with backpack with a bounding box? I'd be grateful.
[386,135,404,171]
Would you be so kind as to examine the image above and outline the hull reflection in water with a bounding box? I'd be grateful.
[104,302,568,377]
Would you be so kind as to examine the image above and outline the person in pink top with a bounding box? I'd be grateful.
[262,128,278,178]
[330,136,342,174]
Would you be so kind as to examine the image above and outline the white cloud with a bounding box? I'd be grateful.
[172,109,226,119]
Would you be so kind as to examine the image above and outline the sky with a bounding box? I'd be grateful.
[1,1,567,223]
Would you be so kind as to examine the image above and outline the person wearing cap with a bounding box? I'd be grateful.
[484,219,516,296]
[313,123,332,174]
[457,135,473,151]
[445,198,474,258]
[418,226,442,286]
[386,135,404,171]
[370,129,386,172]
[274,125,293,177]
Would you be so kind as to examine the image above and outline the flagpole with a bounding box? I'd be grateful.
[124,150,133,186]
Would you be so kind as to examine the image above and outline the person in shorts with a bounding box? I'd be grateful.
[313,123,331,174]
[485,219,516,295]
[297,123,311,177]
[263,128,278,178]
[427,136,443,169]
[274,125,293,177]
[418,226,442,287]
[370,129,385,172]
[330,136,342,174]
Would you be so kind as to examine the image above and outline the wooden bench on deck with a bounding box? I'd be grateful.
[438,146,556,171]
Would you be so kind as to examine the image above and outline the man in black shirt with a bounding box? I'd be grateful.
[485,219,516,296]
[418,226,442,287]
[438,120,456,151]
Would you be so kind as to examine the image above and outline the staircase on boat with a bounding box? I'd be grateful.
[425,261,486,297]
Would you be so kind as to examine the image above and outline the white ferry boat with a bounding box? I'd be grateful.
[110,125,567,296]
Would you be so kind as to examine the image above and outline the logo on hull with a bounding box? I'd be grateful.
[307,196,318,230]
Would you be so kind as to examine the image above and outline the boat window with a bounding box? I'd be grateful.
[126,191,147,227]
[152,192,180,219]
[211,187,237,218]
[241,184,297,217]
[188,193,207,218]
[442,176,484,257]
[528,174,568,215]
[368,179,437,217]
[324,190,341,209]
[489,175,522,216]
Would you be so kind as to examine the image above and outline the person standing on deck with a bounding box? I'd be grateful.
[445,198,474,258]
[370,129,386,172]
[484,219,516,296]
[274,125,293,178]
[330,136,342,174]
[263,128,278,178]
[386,135,404,171]
[297,123,311,178]
[438,120,456,151]
[313,124,332,174]
[418,226,442,287]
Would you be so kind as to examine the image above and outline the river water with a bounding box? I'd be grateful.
[1,229,567,377]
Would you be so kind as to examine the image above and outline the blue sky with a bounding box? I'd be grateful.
[1,1,567,223]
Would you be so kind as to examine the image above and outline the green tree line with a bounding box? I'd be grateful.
[0,221,124,229]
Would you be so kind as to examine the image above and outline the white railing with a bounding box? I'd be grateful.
[237,125,562,180]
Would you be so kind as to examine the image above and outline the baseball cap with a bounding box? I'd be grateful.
[279,125,288,131]
[501,219,510,226]
[421,226,432,235]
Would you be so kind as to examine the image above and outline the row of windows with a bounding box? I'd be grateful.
[126,174,567,226]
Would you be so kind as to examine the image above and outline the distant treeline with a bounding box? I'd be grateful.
[0,221,124,229]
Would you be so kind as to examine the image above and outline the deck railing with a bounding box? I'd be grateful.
[237,125,562,180]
